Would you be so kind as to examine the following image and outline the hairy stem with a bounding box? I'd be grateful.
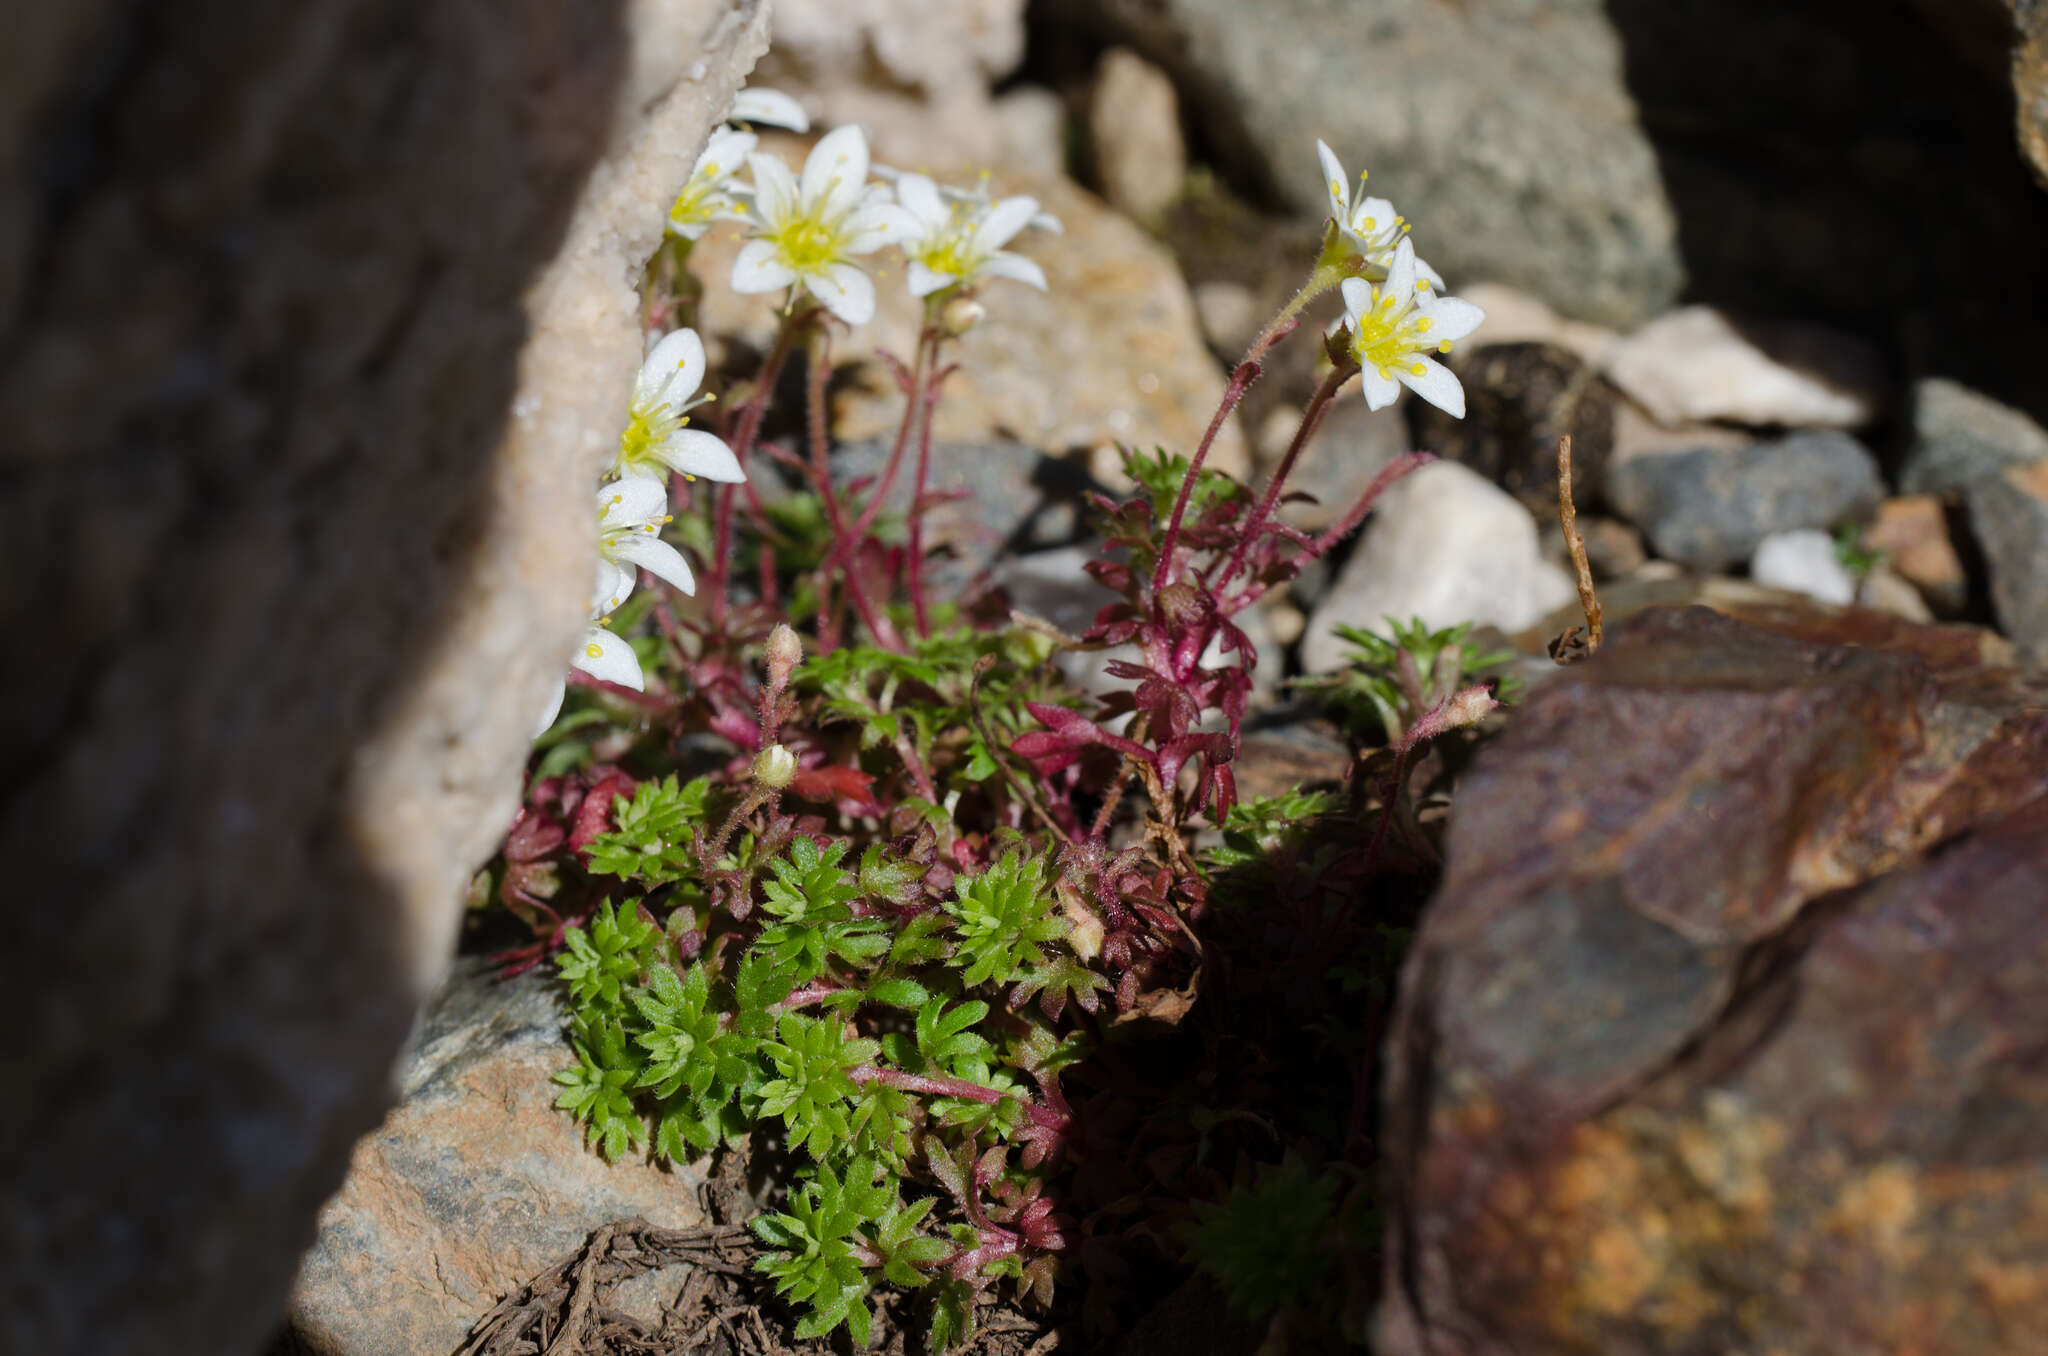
[1153,359,1259,595]
[708,313,805,626]
[1218,359,1357,594]
[803,330,903,650]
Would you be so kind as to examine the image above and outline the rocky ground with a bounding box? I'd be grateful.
[277,1,2048,1352]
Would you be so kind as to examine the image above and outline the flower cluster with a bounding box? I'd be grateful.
[663,90,1060,328]
[536,328,743,735]
[1264,139,1486,418]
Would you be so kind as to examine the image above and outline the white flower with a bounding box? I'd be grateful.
[1315,139,1444,288]
[875,165,1063,236]
[668,126,758,241]
[615,328,745,485]
[594,476,695,618]
[534,625,644,736]
[731,126,909,326]
[1338,238,1484,417]
[729,86,810,132]
[887,171,1049,297]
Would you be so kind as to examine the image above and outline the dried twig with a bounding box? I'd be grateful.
[1548,434,1604,665]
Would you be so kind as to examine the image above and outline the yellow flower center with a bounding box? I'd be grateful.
[773,216,840,273]
[1351,298,1430,377]
[618,401,682,472]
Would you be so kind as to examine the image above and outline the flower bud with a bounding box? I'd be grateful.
[765,623,803,688]
[751,743,798,790]
[940,296,986,336]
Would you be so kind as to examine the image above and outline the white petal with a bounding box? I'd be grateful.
[895,173,950,231]
[842,203,919,254]
[973,195,1040,253]
[1359,365,1402,411]
[805,261,875,326]
[730,87,809,132]
[1339,275,1376,320]
[611,533,697,596]
[1352,195,1397,236]
[1413,253,1446,291]
[573,627,644,691]
[732,238,797,294]
[1394,354,1465,418]
[1029,209,1063,235]
[1316,139,1350,220]
[694,126,757,181]
[802,125,870,219]
[906,259,958,297]
[593,558,634,617]
[1383,238,1417,305]
[747,152,798,225]
[976,251,1047,291]
[598,474,667,530]
[636,329,705,409]
[655,427,746,482]
[1419,294,1485,343]
[533,680,567,738]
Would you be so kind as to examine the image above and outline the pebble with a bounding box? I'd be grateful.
[1750,529,1856,606]
[1964,458,2048,654]
[1089,49,1187,219]
[1301,461,1576,673]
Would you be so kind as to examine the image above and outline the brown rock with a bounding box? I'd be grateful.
[287,962,710,1355]
[1865,494,1970,616]
[1090,49,1187,220]
[2015,0,2048,186]
[0,3,766,1353]
[692,146,1249,476]
[1378,606,2048,1356]
[1413,341,1618,517]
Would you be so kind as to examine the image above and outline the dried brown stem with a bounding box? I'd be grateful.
[1548,433,1604,665]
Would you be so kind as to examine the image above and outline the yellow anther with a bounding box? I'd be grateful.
[662,514,673,524]
[1416,279,1433,291]
[1361,217,1376,231]
[1410,362,1427,376]
[1417,317,1433,331]
[1439,340,1453,353]
[1329,178,1343,197]
[584,642,604,658]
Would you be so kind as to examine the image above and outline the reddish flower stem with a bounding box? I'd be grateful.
[802,330,902,650]
[1218,359,1356,593]
[1152,359,1258,595]
[904,347,951,637]
[850,1066,1006,1105]
[707,316,805,626]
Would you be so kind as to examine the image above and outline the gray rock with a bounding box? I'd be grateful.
[1606,431,1886,571]
[287,959,710,1356]
[1264,391,1409,534]
[821,438,1101,597]
[1901,377,2048,495]
[1136,0,1682,327]
[1965,458,2048,654]
[1302,461,1575,674]
[0,4,766,1354]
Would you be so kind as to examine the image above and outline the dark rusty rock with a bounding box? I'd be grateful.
[1412,341,1618,518]
[1378,605,2048,1356]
